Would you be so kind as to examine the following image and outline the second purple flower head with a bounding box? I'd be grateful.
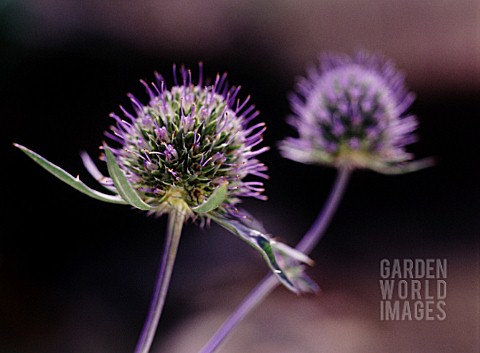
[280,51,433,174]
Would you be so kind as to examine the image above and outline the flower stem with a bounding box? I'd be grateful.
[296,167,351,254]
[199,167,351,353]
[134,208,185,353]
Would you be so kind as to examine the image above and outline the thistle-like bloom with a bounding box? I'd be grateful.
[96,65,269,217]
[14,65,312,293]
[280,52,433,174]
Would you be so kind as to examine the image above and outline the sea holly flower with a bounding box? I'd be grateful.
[14,65,313,294]
[15,65,317,353]
[279,51,434,174]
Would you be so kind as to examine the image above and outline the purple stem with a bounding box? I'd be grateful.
[199,167,351,353]
[134,209,185,353]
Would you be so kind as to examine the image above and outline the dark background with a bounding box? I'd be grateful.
[1,1,479,352]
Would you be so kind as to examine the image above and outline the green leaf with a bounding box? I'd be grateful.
[210,214,302,293]
[270,241,314,266]
[191,183,227,214]
[14,143,128,205]
[103,144,155,211]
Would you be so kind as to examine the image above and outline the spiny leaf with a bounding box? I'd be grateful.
[270,241,314,266]
[103,144,155,211]
[210,214,301,293]
[14,143,127,205]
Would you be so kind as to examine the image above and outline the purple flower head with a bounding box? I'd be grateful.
[102,65,268,216]
[280,51,433,174]
[14,64,314,293]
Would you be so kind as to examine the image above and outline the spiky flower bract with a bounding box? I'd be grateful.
[280,51,433,174]
[102,65,268,217]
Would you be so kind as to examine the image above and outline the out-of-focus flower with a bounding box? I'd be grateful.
[280,51,434,174]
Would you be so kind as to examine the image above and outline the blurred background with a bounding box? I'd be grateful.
[1,0,479,352]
